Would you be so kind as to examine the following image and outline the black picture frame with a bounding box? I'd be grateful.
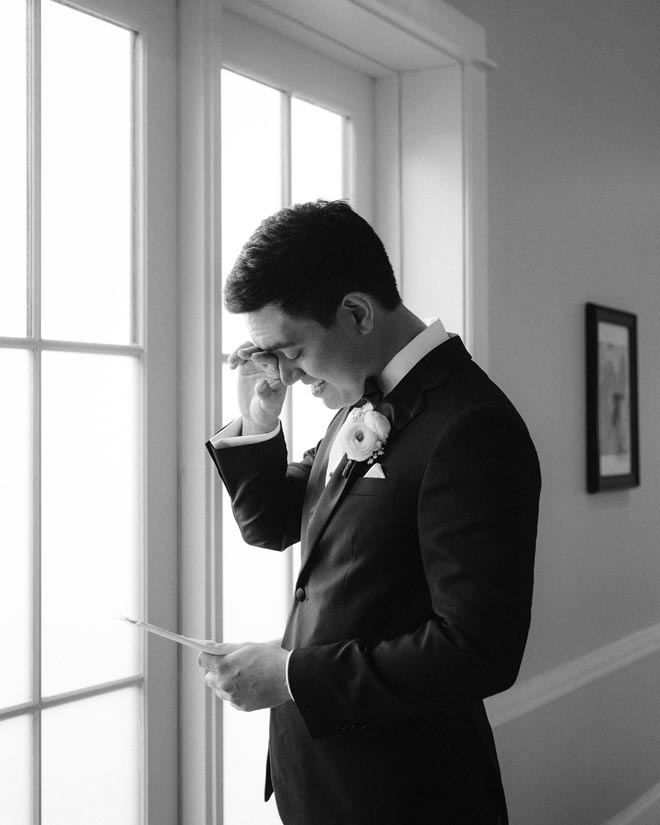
[585,303,639,493]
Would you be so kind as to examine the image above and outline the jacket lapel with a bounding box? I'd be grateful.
[300,408,349,563]
[302,452,351,565]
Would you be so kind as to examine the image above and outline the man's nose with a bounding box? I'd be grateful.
[278,358,304,386]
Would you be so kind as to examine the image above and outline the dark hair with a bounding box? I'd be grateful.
[224,200,401,327]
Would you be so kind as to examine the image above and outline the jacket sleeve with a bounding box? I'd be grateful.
[287,405,541,737]
[206,426,316,552]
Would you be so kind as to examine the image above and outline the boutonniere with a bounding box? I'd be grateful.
[337,402,391,471]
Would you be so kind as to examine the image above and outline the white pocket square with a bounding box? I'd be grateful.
[363,463,386,479]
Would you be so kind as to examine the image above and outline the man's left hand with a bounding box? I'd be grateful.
[198,642,290,712]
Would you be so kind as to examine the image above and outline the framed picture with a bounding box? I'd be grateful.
[585,303,639,493]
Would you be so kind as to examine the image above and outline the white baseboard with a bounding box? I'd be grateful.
[602,781,660,825]
[486,622,660,727]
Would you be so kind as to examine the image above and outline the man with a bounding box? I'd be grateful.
[200,200,541,824]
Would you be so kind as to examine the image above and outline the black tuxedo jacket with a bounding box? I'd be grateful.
[207,337,541,825]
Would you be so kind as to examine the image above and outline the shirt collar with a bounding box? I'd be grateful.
[379,318,449,397]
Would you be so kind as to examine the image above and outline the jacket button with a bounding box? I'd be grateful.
[295,587,306,602]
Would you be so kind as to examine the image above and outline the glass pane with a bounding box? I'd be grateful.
[222,497,289,642]
[221,360,242,424]
[42,688,141,825]
[0,0,27,336]
[290,380,335,463]
[221,70,282,353]
[221,351,289,825]
[598,321,632,477]
[220,357,290,641]
[222,503,288,825]
[41,1,133,344]
[220,74,348,825]
[0,350,33,708]
[0,715,33,825]
[291,97,344,205]
[41,352,140,696]
[224,707,282,825]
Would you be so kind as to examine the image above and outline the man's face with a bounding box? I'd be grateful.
[246,303,368,409]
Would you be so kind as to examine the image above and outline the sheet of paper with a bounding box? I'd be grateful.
[117,615,223,654]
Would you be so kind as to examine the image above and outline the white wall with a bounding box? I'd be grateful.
[400,64,465,335]
[445,1,660,822]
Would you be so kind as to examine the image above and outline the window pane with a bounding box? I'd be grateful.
[224,708,282,825]
[221,365,290,825]
[0,0,27,337]
[41,1,133,344]
[0,350,33,708]
[221,360,290,640]
[41,351,140,696]
[290,381,335,463]
[0,715,33,825]
[291,98,344,205]
[222,499,289,642]
[42,688,141,825]
[221,360,241,424]
[221,70,282,352]
[220,73,349,825]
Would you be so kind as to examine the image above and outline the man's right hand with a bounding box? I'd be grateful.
[228,342,288,435]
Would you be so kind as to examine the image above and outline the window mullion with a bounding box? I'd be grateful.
[342,115,352,204]
[280,91,292,438]
[131,35,142,348]
[28,0,41,343]
[32,344,42,825]
[27,3,43,825]
[279,91,296,591]
[280,91,291,209]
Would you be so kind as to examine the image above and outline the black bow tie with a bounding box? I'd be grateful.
[361,376,383,407]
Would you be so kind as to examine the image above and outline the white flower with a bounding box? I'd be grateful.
[337,402,391,464]
[363,409,390,439]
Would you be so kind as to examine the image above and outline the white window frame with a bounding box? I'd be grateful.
[220,9,374,220]
[178,1,491,822]
[80,5,180,821]
[0,0,178,822]
[218,27,375,824]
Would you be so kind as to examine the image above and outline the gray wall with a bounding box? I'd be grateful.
[446,1,660,822]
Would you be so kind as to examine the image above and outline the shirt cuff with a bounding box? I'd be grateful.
[285,649,295,702]
[208,419,280,448]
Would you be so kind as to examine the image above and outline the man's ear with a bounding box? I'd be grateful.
[340,293,374,334]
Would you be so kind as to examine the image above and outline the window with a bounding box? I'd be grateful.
[217,12,374,823]
[0,1,177,823]
[220,66,358,825]
[2,1,489,823]
[179,2,489,822]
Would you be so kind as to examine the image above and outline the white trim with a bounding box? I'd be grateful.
[4,2,179,823]
[223,0,490,74]
[178,1,224,823]
[602,781,660,825]
[350,0,487,65]
[461,61,490,369]
[373,74,402,283]
[486,622,660,727]
[399,64,464,335]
